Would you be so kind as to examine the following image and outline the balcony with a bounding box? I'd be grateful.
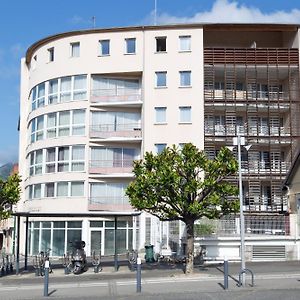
[205,89,289,102]
[90,123,142,139]
[89,159,135,174]
[90,88,142,105]
[205,125,290,137]
[88,196,132,211]
[241,161,290,174]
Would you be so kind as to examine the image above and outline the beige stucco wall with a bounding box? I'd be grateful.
[143,27,204,152]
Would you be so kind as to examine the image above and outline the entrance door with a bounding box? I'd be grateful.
[90,230,104,256]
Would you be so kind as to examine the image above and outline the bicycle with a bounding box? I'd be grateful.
[38,248,53,276]
[127,249,138,271]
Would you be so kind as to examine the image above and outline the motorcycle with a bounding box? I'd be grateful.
[70,240,87,274]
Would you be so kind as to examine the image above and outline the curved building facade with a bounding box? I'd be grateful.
[18,23,300,260]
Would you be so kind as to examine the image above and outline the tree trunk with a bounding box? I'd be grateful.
[185,219,194,274]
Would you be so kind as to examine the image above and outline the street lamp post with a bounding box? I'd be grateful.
[233,134,249,287]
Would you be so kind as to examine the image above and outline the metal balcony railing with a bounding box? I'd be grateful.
[241,161,290,174]
[90,123,142,139]
[89,159,135,174]
[204,125,291,137]
[205,89,289,102]
[194,214,290,237]
[90,88,142,103]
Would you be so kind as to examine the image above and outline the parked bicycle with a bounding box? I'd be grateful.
[127,249,138,271]
[38,248,52,276]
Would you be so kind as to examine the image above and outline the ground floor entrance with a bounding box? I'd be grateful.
[26,216,138,257]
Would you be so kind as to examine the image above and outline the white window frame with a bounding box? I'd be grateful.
[125,38,136,54]
[99,39,110,56]
[155,71,167,88]
[155,107,167,124]
[155,36,167,52]
[48,47,54,62]
[179,106,192,123]
[179,71,191,87]
[70,42,80,57]
[155,143,167,154]
[179,35,191,52]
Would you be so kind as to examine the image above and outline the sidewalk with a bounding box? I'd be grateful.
[1,260,300,299]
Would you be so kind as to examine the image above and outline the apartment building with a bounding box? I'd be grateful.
[18,24,300,260]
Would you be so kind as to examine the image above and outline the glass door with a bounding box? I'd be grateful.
[90,230,104,256]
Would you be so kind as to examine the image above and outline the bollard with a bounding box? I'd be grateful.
[44,260,49,297]
[136,257,141,293]
[223,257,229,290]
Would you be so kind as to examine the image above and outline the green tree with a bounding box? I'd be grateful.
[0,173,21,220]
[126,143,239,274]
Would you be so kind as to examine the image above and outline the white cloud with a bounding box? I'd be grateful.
[69,15,94,28]
[155,0,300,24]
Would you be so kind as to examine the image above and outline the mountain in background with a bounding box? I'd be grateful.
[0,163,14,180]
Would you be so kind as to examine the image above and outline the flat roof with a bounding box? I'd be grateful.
[13,211,141,218]
[25,23,299,64]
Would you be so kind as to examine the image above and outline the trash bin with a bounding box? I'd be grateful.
[145,245,155,263]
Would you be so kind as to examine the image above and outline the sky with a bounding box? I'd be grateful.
[1,0,300,165]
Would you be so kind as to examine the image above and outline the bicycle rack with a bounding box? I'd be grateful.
[238,268,255,287]
[62,253,71,275]
[92,251,102,273]
[33,255,40,276]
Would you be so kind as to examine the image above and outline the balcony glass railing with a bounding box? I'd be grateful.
[90,123,142,138]
[88,196,131,211]
[90,88,142,103]
[89,159,136,174]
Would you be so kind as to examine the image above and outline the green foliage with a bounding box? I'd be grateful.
[126,143,239,223]
[194,223,216,236]
[0,173,21,220]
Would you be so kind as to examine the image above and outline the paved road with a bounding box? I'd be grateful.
[0,261,300,299]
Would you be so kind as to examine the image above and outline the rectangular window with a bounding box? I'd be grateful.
[155,107,167,123]
[47,113,57,138]
[60,76,72,102]
[179,35,191,51]
[155,144,167,154]
[156,37,166,52]
[46,148,56,173]
[73,75,87,100]
[180,71,191,87]
[71,146,85,171]
[36,116,44,141]
[33,184,41,198]
[99,40,110,56]
[58,146,70,172]
[125,38,136,54]
[71,42,80,57]
[71,182,84,196]
[179,106,191,123]
[155,72,167,87]
[48,79,58,104]
[72,109,85,135]
[48,47,54,62]
[45,183,55,197]
[58,111,70,136]
[57,182,69,197]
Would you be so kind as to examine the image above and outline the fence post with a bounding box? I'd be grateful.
[136,257,141,293]
[44,260,49,297]
[224,257,228,290]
